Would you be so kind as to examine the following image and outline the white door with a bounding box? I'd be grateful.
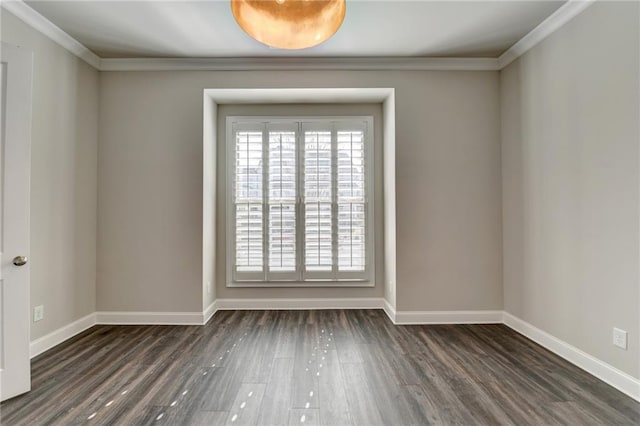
[0,42,33,401]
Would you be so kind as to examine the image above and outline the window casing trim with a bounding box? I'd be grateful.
[225,116,375,288]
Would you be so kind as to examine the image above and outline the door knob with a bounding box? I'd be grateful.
[12,256,28,266]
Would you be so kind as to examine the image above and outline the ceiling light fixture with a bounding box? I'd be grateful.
[231,0,346,50]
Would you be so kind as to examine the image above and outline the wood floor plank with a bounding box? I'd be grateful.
[477,378,554,425]
[340,363,384,426]
[330,311,363,364]
[186,410,229,426]
[146,367,220,425]
[197,366,243,411]
[445,376,517,425]
[356,348,409,425]
[419,374,479,425]
[546,401,613,425]
[317,348,351,426]
[288,408,320,426]
[132,405,168,426]
[224,383,266,425]
[291,323,319,409]
[241,318,277,384]
[359,344,454,426]
[313,311,352,425]
[545,369,637,424]
[399,384,444,425]
[255,358,294,426]
[1,309,638,426]
[274,311,297,358]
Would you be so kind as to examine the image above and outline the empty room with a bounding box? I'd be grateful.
[0,0,639,424]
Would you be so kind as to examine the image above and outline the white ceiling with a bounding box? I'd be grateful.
[25,0,565,59]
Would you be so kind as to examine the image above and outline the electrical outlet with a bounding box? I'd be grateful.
[33,305,44,322]
[613,328,627,350]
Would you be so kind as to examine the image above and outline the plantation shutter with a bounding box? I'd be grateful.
[302,123,334,280]
[232,123,265,281]
[336,122,368,279]
[229,118,372,284]
[266,123,299,281]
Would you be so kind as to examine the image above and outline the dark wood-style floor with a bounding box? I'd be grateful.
[1,310,639,425]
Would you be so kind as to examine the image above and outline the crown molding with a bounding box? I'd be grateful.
[3,0,597,72]
[498,0,596,69]
[1,0,101,69]
[99,56,500,71]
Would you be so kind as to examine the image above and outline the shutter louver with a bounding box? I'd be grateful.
[267,128,297,277]
[234,129,264,277]
[337,129,366,272]
[303,129,333,275]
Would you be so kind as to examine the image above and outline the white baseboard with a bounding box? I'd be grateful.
[29,308,216,358]
[95,311,204,325]
[383,299,396,323]
[213,297,385,310]
[203,300,218,324]
[394,309,503,325]
[30,312,97,358]
[503,312,640,402]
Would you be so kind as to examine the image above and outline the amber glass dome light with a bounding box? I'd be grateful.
[231,0,346,50]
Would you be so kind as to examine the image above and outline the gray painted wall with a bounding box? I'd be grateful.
[1,11,99,340]
[501,1,639,378]
[97,70,503,312]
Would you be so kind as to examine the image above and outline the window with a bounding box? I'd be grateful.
[227,117,374,285]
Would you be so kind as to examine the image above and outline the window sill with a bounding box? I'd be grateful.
[226,280,375,288]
